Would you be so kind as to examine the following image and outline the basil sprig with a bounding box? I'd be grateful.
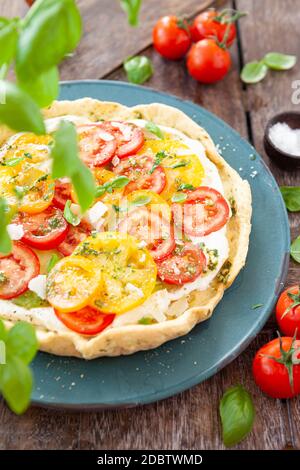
[120,0,142,27]
[124,56,153,84]
[241,52,297,84]
[0,319,38,414]
[220,385,255,447]
[64,199,81,226]
[280,186,300,212]
[95,176,130,198]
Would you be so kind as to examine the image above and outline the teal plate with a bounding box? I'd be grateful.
[31,80,290,409]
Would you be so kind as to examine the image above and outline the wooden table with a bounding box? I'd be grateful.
[1,0,299,450]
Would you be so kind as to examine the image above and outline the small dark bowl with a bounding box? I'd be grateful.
[264,112,300,170]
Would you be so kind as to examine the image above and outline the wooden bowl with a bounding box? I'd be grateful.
[264,112,300,170]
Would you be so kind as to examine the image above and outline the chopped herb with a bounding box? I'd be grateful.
[138,316,153,325]
[0,271,8,284]
[49,216,63,229]
[217,260,232,284]
[145,121,164,139]
[76,241,99,257]
[1,156,25,167]
[251,303,263,310]
[149,150,168,174]
[167,160,190,169]
[24,152,32,159]
[229,196,237,216]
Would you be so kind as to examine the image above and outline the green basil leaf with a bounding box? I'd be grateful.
[171,192,188,203]
[2,156,25,167]
[18,66,59,107]
[291,236,300,263]
[145,121,164,139]
[240,61,268,84]
[110,175,130,190]
[0,81,45,134]
[0,197,12,255]
[130,194,151,206]
[51,121,95,212]
[1,355,33,414]
[16,0,82,81]
[280,186,300,212]
[168,160,190,169]
[120,0,142,27]
[177,183,195,191]
[124,56,153,84]
[0,18,19,69]
[47,253,60,273]
[138,317,153,325]
[64,199,81,226]
[220,385,255,447]
[12,290,49,309]
[6,321,38,364]
[0,318,7,342]
[264,52,297,71]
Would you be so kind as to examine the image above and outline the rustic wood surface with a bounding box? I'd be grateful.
[0,0,299,450]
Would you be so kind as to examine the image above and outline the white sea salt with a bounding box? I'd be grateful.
[269,122,300,156]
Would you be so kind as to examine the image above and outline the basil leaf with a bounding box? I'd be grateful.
[51,121,95,212]
[0,81,45,134]
[120,0,142,27]
[291,236,300,263]
[0,18,18,69]
[64,199,80,226]
[240,61,268,84]
[1,355,33,415]
[0,318,7,342]
[168,160,190,169]
[6,321,38,364]
[0,197,12,255]
[177,183,195,191]
[12,290,49,309]
[171,192,188,203]
[130,194,151,207]
[110,176,130,190]
[145,121,164,139]
[18,66,59,107]
[124,56,153,84]
[47,253,59,273]
[16,0,82,81]
[220,385,255,447]
[2,156,25,167]
[280,186,300,212]
[264,52,297,71]
[138,317,153,325]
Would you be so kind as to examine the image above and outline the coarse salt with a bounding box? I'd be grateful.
[269,122,300,156]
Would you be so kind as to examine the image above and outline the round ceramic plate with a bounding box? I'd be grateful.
[31,80,290,409]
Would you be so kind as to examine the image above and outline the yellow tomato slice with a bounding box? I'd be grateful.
[0,166,54,213]
[138,138,205,202]
[74,232,157,314]
[0,133,52,171]
[47,256,101,312]
[125,190,171,219]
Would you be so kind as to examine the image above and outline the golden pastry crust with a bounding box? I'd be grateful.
[0,99,252,359]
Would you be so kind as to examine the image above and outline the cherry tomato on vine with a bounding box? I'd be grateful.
[190,10,237,47]
[276,286,300,338]
[187,39,231,84]
[153,16,191,60]
[253,336,300,399]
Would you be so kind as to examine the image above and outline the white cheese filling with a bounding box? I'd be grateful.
[0,117,230,333]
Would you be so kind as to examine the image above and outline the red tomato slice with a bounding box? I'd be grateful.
[77,124,117,167]
[172,187,230,237]
[53,180,72,210]
[113,155,166,194]
[100,121,144,158]
[156,243,206,285]
[55,307,115,335]
[57,220,91,256]
[0,241,40,299]
[16,206,69,250]
[118,207,175,261]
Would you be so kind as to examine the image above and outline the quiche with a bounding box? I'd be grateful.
[0,99,251,359]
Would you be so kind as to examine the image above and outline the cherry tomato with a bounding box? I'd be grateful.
[53,180,72,210]
[153,15,191,60]
[276,286,300,338]
[190,10,236,47]
[113,154,166,194]
[253,337,300,399]
[172,187,230,237]
[57,220,91,256]
[0,241,40,299]
[55,307,115,336]
[118,207,175,261]
[77,124,117,167]
[156,243,206,285]
[187,39,231,84]
[17,206,69,250]
[100,121,144,158]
